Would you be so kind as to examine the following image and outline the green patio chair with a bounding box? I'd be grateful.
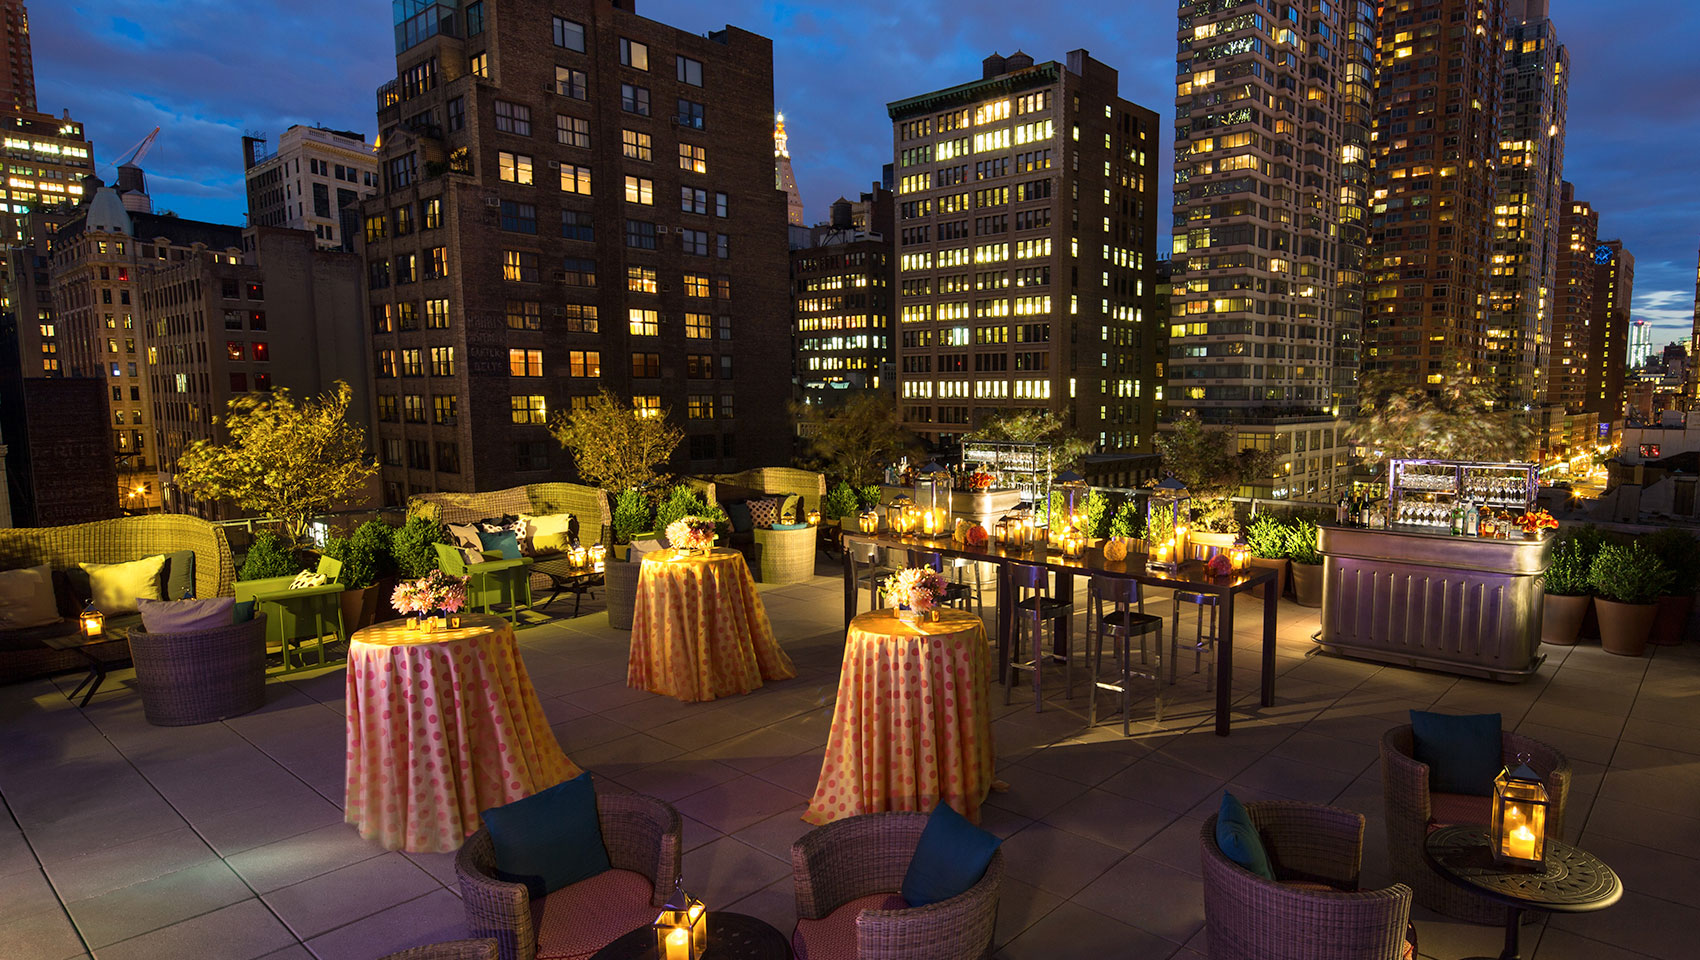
[434,543,533,624]
[235,555,347,673]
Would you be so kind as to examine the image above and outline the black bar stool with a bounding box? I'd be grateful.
[1005,562,1074,712]
[847,540,894,613]
[1087,576,1165,734]
[906,549,975,611]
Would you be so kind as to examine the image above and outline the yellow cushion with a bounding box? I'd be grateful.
[781,493,802,523]
[79,555,167,614]
[532,532,572,555]
[521,513,576,538]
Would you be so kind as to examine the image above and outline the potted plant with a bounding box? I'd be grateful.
[1641,528,1699,646]
[1286,518,1324,608]
[655,486,728,542]
[1244,514,1289,601]
[1539,536,1592,645]
[611,488,656,561]
[1587,540,1673,657]
[1106,500,1146,556]
[238,531,298,581]
[1563,525,1609,640]
[325,520,402,631]
[392,515,449,579]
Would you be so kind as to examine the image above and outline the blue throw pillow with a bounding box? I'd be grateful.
[1215,792,1275,880]
[771,523,809,531]
[233,600,256,624]
[900,802,1001,907]
[477,530,522,560]
[481,772,610,898]
[1410,710,1502,796]
[725,501,754,534]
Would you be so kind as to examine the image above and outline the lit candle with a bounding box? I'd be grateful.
[922,511,936,535]
[665,926,690,960]
[1506,823,1538,861]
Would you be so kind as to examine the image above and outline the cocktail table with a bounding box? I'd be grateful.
[590,911,791,960]
[39,628,129,706]
[1424,824,1621,960]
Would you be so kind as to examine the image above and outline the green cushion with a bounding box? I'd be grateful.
[234,600,256,623]
[1216,792,1275,881]
[900,802,1001,907]
[161,550,196,600]
[481,772,610,898]
[1410,710,1503,796]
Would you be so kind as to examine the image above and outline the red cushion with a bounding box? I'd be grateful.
[1280,880,1343,893]
[1428,792,1493,830]
[792,893,908,960]
[534,868,656,960]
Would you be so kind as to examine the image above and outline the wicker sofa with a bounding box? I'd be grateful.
[410,484,613,604]
[0,515,236,683]
[708,468,828,516]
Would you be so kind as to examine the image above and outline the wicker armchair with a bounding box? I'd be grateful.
[1380,724,1570,924]
[379,941,499,960]
[455,791,681,960]
[791,812,1004,960]
[753,526,818,585]
[1201,802,1412,960]
[127,616,267,726]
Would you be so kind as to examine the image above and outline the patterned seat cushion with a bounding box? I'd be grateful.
[533,868,655,960]
[792,893,908,960]
[748,498,781,528]
[1428,791,1493,830]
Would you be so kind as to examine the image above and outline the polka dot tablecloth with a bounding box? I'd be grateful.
[627,548,796,702]
[805,607,995,825]
[344,613,580,853]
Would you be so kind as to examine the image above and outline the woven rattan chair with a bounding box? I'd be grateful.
[127,616,267,726]
[378,940,499,960]
[790,812,1004,960]
[455,791,681,960]
[1201,801,1413,960]
[754,525,818,585]
[1381,724,1570,924]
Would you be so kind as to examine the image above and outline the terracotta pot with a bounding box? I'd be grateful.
[1290,562,1323,608]
[1594,597,1657,657]
[336,576,399,632]
[611,543,631,562]
[1540,593,1589,645]
[1650,594,1695,646]
[1249,556,1288,600]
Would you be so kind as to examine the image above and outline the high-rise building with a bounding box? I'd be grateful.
[1545,182,1595,412]
[1170,0,1374,499]
[361,0,791,505]
[888,49,1160,452]
[792,185,895,409]
[0,113,92,246]
[0,0,36,114]
[1366,0,1506,394]
[242,125,381,250]
[1487,0,1566,407]
[1586,238,1631,418]
[775,111,803,227]
[1627,319,1652,370]
[1691,247,1699,400]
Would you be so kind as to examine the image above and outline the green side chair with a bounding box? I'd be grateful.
[434,543,533,624]
[235,554,348,673]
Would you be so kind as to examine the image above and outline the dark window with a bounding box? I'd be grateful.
[499,200,537,234]
[515,441,550,472]
[446,96,465,132]
[620,84,650,116]
[631,352,661,378]
[494,100,532,136]
[626,220,657,250]
[561,210,594,241]
[229,372,247,392]
[560,258,596,286]
[312,182,330,218]
[676,56,702,86]
[676,99,705,130]
[553,17,585,51]
[465,1,484,35]
[688,434,716,460]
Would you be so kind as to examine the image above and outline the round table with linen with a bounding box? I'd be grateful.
[627,548,796,702]
[805,607,995,825]
[344,613,580,853]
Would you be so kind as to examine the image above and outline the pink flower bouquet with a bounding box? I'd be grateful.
[391,569,470,617]
[883,566,950,620]
[666,516,716,553]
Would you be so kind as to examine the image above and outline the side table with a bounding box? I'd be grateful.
[39,628,129,706]
[590,911,791,960]
[1424,824,1621,960]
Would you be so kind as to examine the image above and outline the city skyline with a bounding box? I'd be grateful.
[28,0,1699,348]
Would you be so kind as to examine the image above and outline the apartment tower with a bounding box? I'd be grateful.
[1365,0,1505,394]
[1544,181,1594,412]
[243,125,381,250]
[1170,0,1375,499]
[1586,238,1631,418]
[792,185,895,409]
[0,0,35,113]
[361,0,790,505]
[1486,0,1566,407]
[888,49,1161,452]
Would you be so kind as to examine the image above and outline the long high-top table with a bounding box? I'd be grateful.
[841,532,1278,737]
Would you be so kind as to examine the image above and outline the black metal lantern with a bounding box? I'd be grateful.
[1490,762,1548,869]
[652,883,707,960]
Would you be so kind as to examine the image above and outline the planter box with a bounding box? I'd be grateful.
[877,485,1024,524]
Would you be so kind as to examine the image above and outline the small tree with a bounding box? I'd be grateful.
[176,381,376,543]
[802,394,920,487]
[967,410,1093,470]
[393,515,449,578]
[1155,416,1277,531]
[549,390,683,492]
[1348,368,1533,466]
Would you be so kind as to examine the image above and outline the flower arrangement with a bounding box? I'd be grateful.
[964,470,997,492]
[391,569,469,617]
[1515,510,1558,535]
[665,516,716,553]
[884,566,949,617]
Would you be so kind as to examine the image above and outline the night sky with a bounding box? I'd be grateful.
[32,0,1699,347]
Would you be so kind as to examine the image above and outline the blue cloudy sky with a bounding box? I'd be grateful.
[31,0,1698,346]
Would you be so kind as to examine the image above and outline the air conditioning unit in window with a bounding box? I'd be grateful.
[542,82,556,94]
[483,196,500,208]
[555,272,569,281]
[547,160,561,169]
[657,225,669,234]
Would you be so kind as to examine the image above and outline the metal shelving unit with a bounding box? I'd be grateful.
[1387,458,1537,526]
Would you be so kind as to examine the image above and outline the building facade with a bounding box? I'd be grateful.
[1586,238,1631,418]
[775,111,804,227]
[888,49,1160,452]
[243,125,381,250]
[1545,181,1595,412]
[361,0,791,505]
[1170,0,1374,499]
[792,186,894,410]
[1487,0,1566,407]
[0,111,91,246]
[0,0,35,114]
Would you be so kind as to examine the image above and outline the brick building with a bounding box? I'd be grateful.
[243,125,381,250]
[792,185,895,410]
[361,0,790,504]
[1545,181,1595,412]
[1588,238,1632,418]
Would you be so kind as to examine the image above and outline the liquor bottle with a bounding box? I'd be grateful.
[1451,502,1464,536]
[1463,499,1478,536]
[1337,496,1349,525]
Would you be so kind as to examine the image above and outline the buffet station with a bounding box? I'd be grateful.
[1316,459,1556,682]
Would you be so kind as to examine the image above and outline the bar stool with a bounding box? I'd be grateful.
[906,549,975,611]
[1087,575,1165,734]
[1005,562,1074,713]
[1170,590,1219,691]
[847,541,895,613]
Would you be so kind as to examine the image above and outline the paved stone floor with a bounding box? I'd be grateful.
[2,563,1697,960]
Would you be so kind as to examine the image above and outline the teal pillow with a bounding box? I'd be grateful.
[771,523,809,531]
[477,530,522,560]
[725,501,754,534]
[481,772,610,898]
[1215,792,1275,881]
[900,802,1001,907]
[1410,710,1502,796]
[233,600,256,623]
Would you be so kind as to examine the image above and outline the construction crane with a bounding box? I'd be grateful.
[97,127,160,178]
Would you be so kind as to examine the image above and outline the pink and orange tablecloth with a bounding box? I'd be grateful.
[344,613,580,853]
[805,607,995,825]
[627,548,795,702]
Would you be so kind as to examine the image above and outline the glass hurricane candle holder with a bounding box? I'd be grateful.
[1490,762,1549,869]
[80,601,104,638]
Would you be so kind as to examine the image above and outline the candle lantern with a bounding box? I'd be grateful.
[1228,541,1251,573]
[569,545,589,569]
[653,884,707,960]
[79,601,105,638]
[993,515,1012,545]
[1147,476,1190,560]
[589,543,607,572]
[913,461,951,539]
[806,509,821,526]
[1062,533,1086,560]
[1055,470,1089,534]
[884,495,913,535]
[1490,762,1548,869]
[858,508,880,534]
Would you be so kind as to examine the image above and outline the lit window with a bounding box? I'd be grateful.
[509,348,544,377]
[620,38,649,70]
[629,309,659,336]
[510,394,548,424]
[627,266,658,294]
[622,129,652,161]
[498,151,533,185]
[678,143,706,174]
[568,350,601,377]
[624,175,654,205]
[685,312,712,339]
[560,162,591,194]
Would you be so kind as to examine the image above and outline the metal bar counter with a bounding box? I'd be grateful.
[1316,523,1552,682]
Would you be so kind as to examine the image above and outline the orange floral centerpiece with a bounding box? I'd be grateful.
[965,470,997,492]
[1515,509,1559,538]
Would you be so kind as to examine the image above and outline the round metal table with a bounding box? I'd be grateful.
[1424,825,1621,960]
[589,911,791,960]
